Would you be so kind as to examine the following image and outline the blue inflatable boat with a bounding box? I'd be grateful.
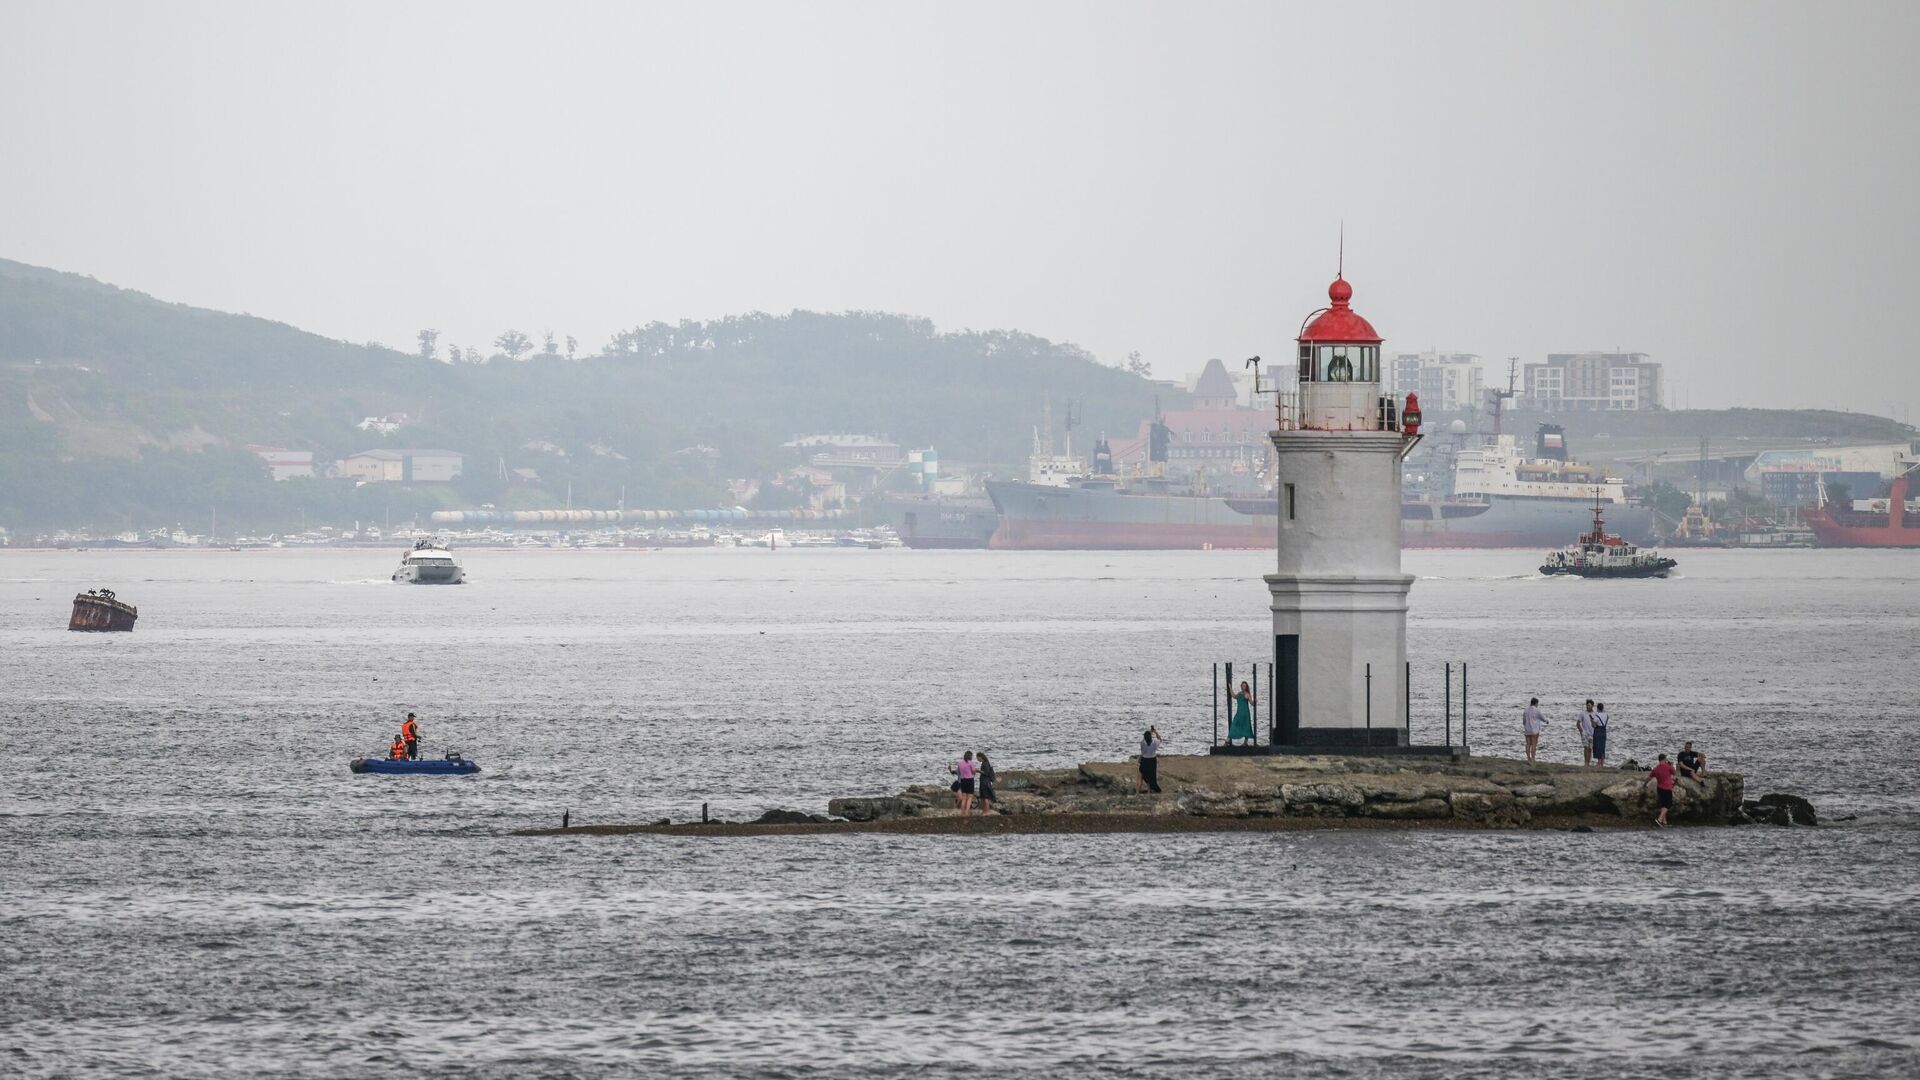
[350,754,480,776]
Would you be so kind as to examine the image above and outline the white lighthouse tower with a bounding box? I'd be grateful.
[1268,272,1422,747]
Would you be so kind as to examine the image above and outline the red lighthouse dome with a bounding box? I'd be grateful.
[1298,275,1382,344]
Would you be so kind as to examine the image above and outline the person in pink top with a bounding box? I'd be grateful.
[950,751,976,815]
[1645,753,1677,828]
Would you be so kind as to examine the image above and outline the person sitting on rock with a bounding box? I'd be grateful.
[1676,741,1707,781]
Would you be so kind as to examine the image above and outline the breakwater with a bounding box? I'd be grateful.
[515,753,1815,836]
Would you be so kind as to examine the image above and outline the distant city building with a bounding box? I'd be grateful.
[1522,352,1663,411]
[1185,358,1251,408]
[246,445,314,481]
[1110,359,1271,474]
[1389,351,1483,412]
[341,448,464,483]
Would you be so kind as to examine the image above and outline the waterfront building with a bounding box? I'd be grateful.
[1521,352,1663,411]
[340,448,465,483]
[246,446,314,481]
[1267,274,1421,747]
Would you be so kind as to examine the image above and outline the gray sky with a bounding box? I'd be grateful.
[3,1,1916,417]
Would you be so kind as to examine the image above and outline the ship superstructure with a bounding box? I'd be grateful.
[1805,457,1919,547]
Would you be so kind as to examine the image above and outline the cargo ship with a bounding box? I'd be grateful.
[1805,460,1918,547]
[879,494,1000,549]
[1401,424,1654,547]
[985,422,1653,550]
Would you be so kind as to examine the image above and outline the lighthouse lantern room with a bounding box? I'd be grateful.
[1266,273,1422,747]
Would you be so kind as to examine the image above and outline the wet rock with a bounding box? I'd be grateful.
[1450,791,1529,827]
[750,808,817,825]
[1361,797,1450,820]
[1177,789,1252,817]
[827,796,919,822]
[1281,783,1365,813]
[991,792,1055,816]
[1756,792,1817,827]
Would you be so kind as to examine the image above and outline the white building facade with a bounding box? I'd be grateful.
[1522,352,1663,411]
[1391,351,1483,412]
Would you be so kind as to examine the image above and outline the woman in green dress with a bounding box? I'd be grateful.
[1228,680,1254,744]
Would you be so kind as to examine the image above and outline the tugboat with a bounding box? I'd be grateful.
[1540,497,1677,578]
[70,588,138,631]
[392,539,464,584]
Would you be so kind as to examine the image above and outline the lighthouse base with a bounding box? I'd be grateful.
[1266,572,1413,749]
[1210,741,1469,760]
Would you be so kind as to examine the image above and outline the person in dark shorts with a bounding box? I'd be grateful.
[950,751,976,815]
[1646,753,1676,828]
[1676,741,1707,781]
[1137,727,1163,794]
[974,751,997,816]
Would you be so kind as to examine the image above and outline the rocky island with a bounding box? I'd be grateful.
[517,753,1816,837]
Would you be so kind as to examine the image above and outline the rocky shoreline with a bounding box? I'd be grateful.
[515,753,1819,837]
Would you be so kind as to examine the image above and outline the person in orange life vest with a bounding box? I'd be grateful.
[389,735,408,760]
[401,713,421,760]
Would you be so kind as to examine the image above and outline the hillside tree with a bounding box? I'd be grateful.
[494,329,533,362]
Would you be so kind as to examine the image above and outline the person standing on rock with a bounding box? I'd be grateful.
[1137,727,1163,794]
[1590,702,1611,766]
[1228,681,1255,746]
[1521,698,1547,763]
[950,751,977,815]
[974,751,997,816]
[1575,700,1595,766]
[1646,753,1677,828]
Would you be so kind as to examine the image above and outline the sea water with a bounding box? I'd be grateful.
[2,547,1917,1077]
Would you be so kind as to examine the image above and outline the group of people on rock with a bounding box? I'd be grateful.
[948,750,997,815]
[1522,696,1713,827]
[386,712,421,760]
[1521,697,1615,766]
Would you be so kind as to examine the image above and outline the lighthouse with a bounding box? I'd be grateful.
[1267,273,1421,747]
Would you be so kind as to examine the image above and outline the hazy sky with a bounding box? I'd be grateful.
[3,1,1916,417]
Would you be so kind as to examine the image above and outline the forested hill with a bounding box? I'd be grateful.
[0,258,1174,532]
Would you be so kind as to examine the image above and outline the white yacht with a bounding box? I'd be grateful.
[393,540,465,584]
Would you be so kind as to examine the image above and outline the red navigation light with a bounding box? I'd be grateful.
[1402,392,1422,435]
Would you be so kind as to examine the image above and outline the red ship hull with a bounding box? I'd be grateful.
[1805,476,1917,547]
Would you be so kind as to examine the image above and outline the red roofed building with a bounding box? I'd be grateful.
[1107,358,1273,476]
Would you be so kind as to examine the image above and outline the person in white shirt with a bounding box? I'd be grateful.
[1521,698,1547,763]
[1590,703,1611,766]
[1576,698,1596,766]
